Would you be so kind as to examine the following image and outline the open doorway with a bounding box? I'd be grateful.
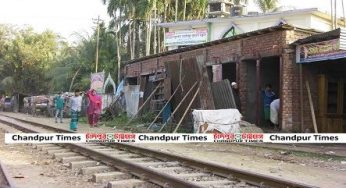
[260,56,280,127]
[222,62,236,83]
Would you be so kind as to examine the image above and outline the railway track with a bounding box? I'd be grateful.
[0,158,15,188]
[0,114,315,188]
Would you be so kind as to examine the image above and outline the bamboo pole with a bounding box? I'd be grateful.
[126,83,162,126]
[159,81,198,132]
[147,77,185,130]
[306,81,318,133]
[173,83,201,133]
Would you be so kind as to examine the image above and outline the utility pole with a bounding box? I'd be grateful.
[116,23,121,85]
[175,0,178,22]
[154,0,157,54]
[93,16,101,73]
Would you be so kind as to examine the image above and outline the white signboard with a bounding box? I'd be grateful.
[165,29,208,47]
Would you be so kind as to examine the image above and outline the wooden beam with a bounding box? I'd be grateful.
[173,83,201,133]
[126,83,162,126]
[147,77,185,130]
[256,59,261,127]
[159,81,198,132]
[306,80,318,133]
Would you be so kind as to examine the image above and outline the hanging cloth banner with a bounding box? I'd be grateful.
[90,72,105,93]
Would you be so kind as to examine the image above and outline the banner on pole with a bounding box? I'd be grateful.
[90,72,105,93]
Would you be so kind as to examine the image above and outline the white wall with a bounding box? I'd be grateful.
[165,11,333,50]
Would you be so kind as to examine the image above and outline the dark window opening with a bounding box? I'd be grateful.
[222,62,236,83]
[210,3,221,12]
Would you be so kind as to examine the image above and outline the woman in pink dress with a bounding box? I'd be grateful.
[86,89,102,127]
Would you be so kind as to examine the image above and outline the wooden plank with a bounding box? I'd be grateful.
[164,78,171,100]
[126,83,162,125]
[306,80,318,133]
[147,78,184,130]
[173,83,201,133]
[159,82,198,132]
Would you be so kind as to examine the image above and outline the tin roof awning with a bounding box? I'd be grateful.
[297,51,346,63]
[292,28,342,45]
[295,28,346,63]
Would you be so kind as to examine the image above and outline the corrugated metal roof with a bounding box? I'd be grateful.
[125,24,317,65]
[292,29,341,45]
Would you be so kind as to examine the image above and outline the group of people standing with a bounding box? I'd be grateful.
[231,82,280,129]
[53,89,102,131]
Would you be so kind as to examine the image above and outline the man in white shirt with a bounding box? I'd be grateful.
[69,89,83,131]
[270,99,280,130]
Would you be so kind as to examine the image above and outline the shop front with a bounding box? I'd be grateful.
[295,29,346,133]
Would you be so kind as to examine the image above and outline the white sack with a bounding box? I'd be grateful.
[192,109,242,133]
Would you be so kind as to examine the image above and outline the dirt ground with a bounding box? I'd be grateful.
[1,112,346,188]
[0,124,105,188]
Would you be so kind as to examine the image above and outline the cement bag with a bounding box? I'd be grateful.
[193,109,242,133]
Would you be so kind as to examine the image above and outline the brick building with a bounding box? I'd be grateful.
[292,29,346,133]
[124,24,317,132]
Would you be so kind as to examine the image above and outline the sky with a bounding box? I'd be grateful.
[0,0,344,42]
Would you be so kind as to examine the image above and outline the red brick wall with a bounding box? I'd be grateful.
[281,30,314,132]
[124,29,314,132]
[207,41,241,63]
[242,31,285,58]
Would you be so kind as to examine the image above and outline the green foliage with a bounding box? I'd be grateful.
[0,25,60,94]
[254,0,279,13]
[0,23,119,95]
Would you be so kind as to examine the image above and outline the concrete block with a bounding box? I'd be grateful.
[79,166,112,175]
[107,179,150,188]
[122,157,152,162]
[153,167,187,174]
[69,160,98,169]
[92,172,132,183]
[46,149,70,154]
[32,144,53,149]
[53,152,79,159]
[136,161,179,167]
[110,153,139,158]
[93,149,117,153]
[174,173,208,178]
[40,146,62,151]
[60,156,88,163]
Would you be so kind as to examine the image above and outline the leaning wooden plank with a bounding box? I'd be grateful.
[147,77,185,130]
[173,83,201,133]
[159,81,198,132]
[126,83,162,126]
[306,80,318,133]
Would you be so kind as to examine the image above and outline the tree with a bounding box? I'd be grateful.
[254,0,279,13]
[0,25,60,95]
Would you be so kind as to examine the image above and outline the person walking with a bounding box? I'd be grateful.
[54,92,65,123]
[85,89,102,127]
[69,89,83,131]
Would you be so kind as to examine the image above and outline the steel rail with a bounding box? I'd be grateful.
[0,117,201,188]
[0,115,316,188]
[0,161,16,188]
